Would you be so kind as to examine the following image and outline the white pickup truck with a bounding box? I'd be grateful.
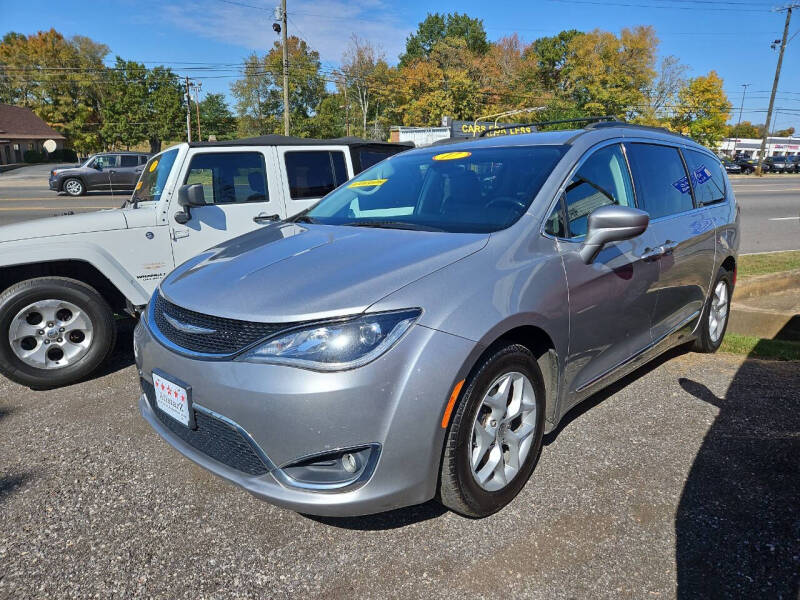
[0,135,410,388]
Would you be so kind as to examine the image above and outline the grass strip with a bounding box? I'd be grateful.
[720,333,800,361]
[738,251,800,279]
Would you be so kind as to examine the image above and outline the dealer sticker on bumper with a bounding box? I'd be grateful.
[152,371,193,428]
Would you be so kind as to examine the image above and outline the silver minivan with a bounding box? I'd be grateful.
[135,122,739,518]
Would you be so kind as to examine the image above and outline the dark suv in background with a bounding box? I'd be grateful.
[49,152,150,196]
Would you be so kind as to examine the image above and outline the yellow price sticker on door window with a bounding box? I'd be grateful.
[432,151,471,161]
[135,181,142,190]
[148,160,159,172]
[348,178,387,188]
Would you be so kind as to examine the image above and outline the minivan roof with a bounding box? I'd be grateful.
[189,135,412,149]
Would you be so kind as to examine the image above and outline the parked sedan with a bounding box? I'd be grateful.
[722,159,742,174]
[764,156,791,173]
[136,123,739,518]
[49,152,150,196]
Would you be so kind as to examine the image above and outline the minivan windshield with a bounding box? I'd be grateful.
[303,145,568,233]
[131,148,180,205]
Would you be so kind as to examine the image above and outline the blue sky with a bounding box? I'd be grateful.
[2,0,798,130]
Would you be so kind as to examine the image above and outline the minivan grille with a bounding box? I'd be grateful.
[142,379,269,476]
[152,292,289,355]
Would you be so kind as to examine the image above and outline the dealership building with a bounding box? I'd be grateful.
[718,135,800,158]
[0,104,65,165]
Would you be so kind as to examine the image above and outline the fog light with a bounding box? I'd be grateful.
[279,445,379,489]
[342,452,358,473]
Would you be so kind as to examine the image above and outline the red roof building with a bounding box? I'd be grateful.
[0,104,66,165]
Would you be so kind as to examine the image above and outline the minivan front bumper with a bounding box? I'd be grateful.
[135,317,476,517]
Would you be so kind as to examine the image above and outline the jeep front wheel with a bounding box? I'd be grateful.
[0,277,116,389]
[63,178,85,196]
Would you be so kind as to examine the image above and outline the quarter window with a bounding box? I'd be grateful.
[183,152,268,205]
[625,143,694,219]
[284,151,348,199]
[683,149,726,206]
[546,143,634,238]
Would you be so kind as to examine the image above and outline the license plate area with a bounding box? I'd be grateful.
[152,369,195,429]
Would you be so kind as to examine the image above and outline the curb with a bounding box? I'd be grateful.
[734,269,800,300]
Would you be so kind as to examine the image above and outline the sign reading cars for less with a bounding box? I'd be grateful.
[450,120,535,138]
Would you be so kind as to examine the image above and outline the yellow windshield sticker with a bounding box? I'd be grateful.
[348,178,387,188]
[148,160,159,172]
[433,151,471,161]
[135,181,142,190]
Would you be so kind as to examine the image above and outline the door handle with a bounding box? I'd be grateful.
[253,213,280,224]
[109,170,116,174]
[640,246,665,261]
[171,228,189,240]
[662,240,678,255]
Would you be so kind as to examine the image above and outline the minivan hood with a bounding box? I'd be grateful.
[161,223,489,323]
[0,209,128,243]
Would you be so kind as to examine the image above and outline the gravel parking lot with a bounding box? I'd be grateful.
[1,332,798,599]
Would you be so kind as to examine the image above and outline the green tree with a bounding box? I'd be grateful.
[100,58,184,152]
[670,71,732,146]
[564,26,657,119]
[198,93,237,140]
[774,126,795,137]
[230,36,325,137]
[0,29,109,153]
[310,93,347,138]
[727,121,760,139]
[526,29,583,92]
[399,12,488,66]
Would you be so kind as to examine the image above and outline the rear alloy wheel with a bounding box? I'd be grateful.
[0,277,116,389]
[439,343,545,517]
[63,178,85,196]
[693,267,733,353]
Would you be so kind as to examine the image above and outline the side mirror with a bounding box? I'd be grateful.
[175,184,206,225]
[177,183,206,208]
[579,205,649,264]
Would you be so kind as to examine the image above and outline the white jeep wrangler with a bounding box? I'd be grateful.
[0,135,409,388]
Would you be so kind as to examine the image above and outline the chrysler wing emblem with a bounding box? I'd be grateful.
[163,313,216,335]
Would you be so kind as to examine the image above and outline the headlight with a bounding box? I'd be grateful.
[236,309,421,371]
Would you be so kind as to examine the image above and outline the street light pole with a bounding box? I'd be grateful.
[756,5,796,176]
[733,83,750,158]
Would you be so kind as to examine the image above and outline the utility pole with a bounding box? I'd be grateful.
[192,82,203,141]
[281,0,290,136]
[184,75,192,143]
[341,71,350,136]
[733,83,750,158]
[756,4,796,175]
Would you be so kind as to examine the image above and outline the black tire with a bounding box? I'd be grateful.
[62,177,85,196]
[439,343,546,518]
[693,267,733,354]
[0,277,116,389]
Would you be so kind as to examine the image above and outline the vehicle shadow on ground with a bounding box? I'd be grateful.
[675,336,800,596]
[0,472,33,504]
[544,344,692,445]
[303,501,447,531]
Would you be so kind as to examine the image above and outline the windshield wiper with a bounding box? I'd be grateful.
[291,215,317,224]
[338,220,445,232]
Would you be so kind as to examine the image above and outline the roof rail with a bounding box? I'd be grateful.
[478,116,618,137]
[585,121,688,138]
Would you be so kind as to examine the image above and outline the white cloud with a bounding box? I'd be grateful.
[158,0,412,67]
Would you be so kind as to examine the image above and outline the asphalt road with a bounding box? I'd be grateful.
[1,165,798,253]
[0,339,797,599]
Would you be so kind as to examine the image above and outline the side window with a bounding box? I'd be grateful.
[683,149,726,206]
[625,143,694,219]
[96,154,119,168]
[139,155,149,165]
[183,152,268,205]
[120,155,139,167]
[561,143,634,238]
[284,151,348,199]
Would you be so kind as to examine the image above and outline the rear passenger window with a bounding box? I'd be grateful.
[625,143,694,219]
[554,144,635,238]
[285,151,348,199]
[683,149,726,206]
[140,155,149,165]
[183,152,268,204]
[120,155,139,167]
